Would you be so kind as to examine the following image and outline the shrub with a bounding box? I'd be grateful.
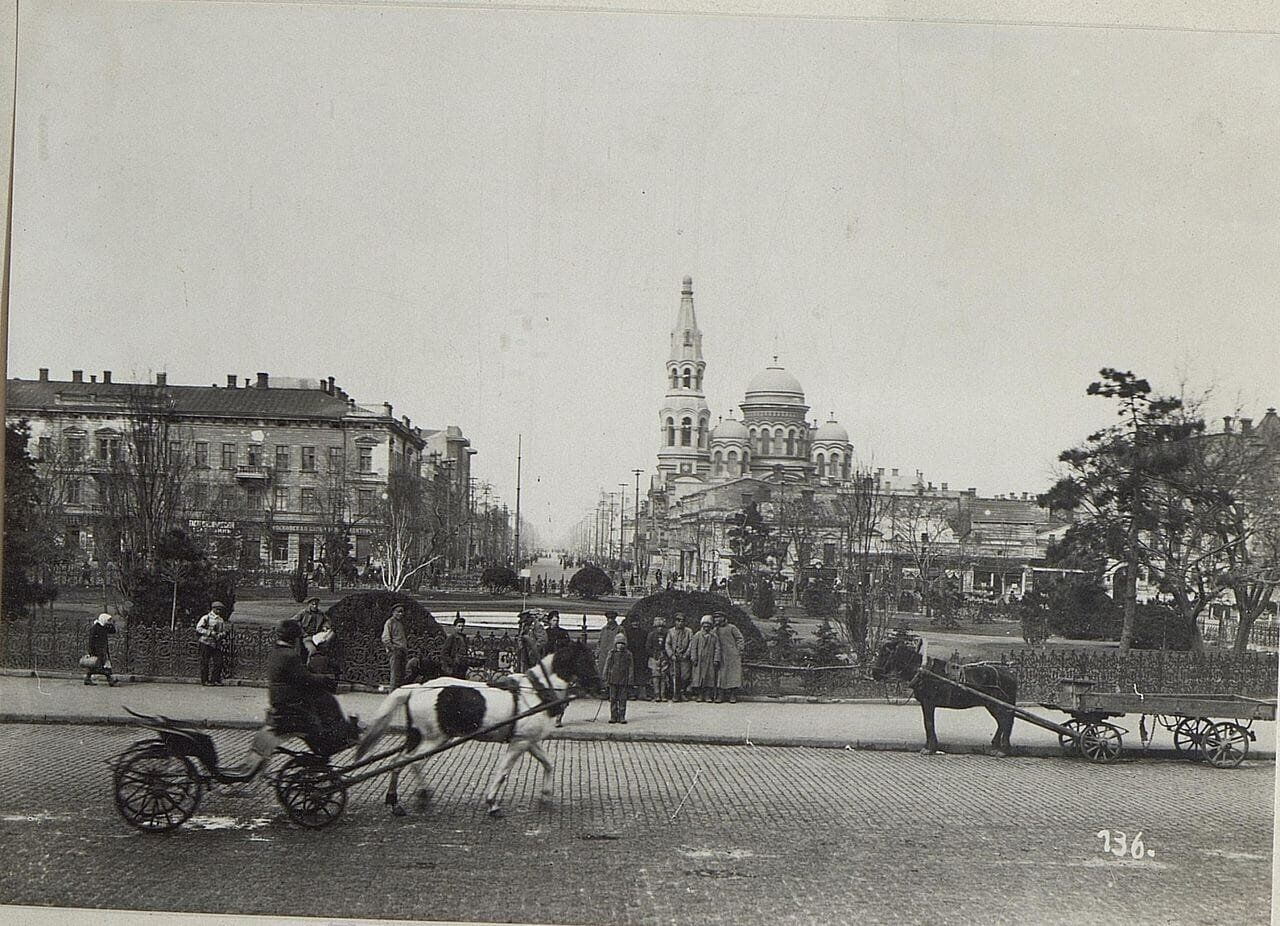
[568,564,614,599]
[802,581,837,619]
[806,616,846,665]
[766,611,799,663]
[481,566,519,594]
[326,590,442,640]
[125,530,237,627]
[288,563,309,603]
[752,583,776,620]
[625,590,766,659]
[1130,601,1195,651]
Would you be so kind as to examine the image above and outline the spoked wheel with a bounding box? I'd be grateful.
[1173,717,1214,759]
[1078,723,1124,764]
[881,679,914,706]
[113,745,204,833]
[1200,722,1250,769]
[1058,719,1089,756]
[273,756,347,829]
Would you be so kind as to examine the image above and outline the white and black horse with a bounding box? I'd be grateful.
[870,633,1016,755]
[356,641,601,817]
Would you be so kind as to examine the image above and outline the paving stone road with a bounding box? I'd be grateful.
[0,723,1273,925]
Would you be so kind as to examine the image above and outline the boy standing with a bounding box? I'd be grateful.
[603,635,634,724]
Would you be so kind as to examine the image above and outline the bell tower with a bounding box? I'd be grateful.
[657,276,712,484]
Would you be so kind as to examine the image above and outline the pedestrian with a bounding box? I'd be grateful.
[595,611,620,677]
[622,613,651,700]
[83,612,118,686]
[528,611,549,656]
[381,603,409,690]
[294,597,335,667]
[664,612,693,702]
[545,611,571,650]
[440,614,470,679]
[517,613,543,672]
[688,615,721,702]
[713,612,745,703]
[195,601,230,686]
[603,635,634,724]
[646,616,670,701]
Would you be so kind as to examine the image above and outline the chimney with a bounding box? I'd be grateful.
[1241,418,1253,435]
[102,370,112,384]
[967,487,976,495]
[38,368,48,381]
[941,482,948,491]
[256,372,269,389]
[156,372,167,387]
[226,374,237,388]
[383,402,393,418]
[72,370,83,383]
[327,376,335,395]
[1223,416,1233,433]
[89,374,97,383]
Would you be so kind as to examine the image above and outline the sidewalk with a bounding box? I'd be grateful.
[0,672,1273,760]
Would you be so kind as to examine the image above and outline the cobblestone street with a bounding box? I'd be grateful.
[0,723,1273,925]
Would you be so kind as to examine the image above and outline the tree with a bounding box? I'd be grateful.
[752,581,776,620]
[726,502,774,599]
[832,473,892,654]
[567,564,614,599]
[775,487,824,604]
[806,616,845,665]
[3,422,59,617]
[125,529,237,627]
[1043,370,1204,652]
[766,610,799,663]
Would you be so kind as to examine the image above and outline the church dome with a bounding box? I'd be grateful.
[814,417,850,444]
[743,363,806,407]
[711,417,750,442]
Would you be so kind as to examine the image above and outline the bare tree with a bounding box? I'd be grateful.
[373,468,473,592]
[833,473,893,653]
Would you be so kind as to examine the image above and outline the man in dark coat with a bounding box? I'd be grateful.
[84,612,118,686]
[622,614,651,700]
[265,620,357,757]
[440,615,470,679]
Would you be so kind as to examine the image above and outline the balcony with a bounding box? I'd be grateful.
[234,464,272,481]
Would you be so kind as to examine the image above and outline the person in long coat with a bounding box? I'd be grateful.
[622,614,651,700]
[713,612,745,703]
[84,612,118,686]
[687,615,721,702]
[595,611,620,677]
[663,612,693,702]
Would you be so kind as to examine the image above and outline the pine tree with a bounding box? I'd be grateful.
[767,609,798,664]
[806,615,845,665]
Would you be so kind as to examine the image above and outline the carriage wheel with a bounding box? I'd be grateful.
[113,745,204,833]
[881,679,914,706]
[1200,722,1250,769]
[1058,719,1088,756]
[273,756,347,829]
[1078,723,1123,764]
[1173,718,1214,759]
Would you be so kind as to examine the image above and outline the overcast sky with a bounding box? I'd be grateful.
[7,0,1279,545]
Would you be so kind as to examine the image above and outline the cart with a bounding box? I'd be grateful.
[110,695,572,833]
[1040,678,1276,769]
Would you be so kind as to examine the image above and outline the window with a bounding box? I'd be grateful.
[301,487,317,513]
[816,453,825,477]
[97,436,121,463]
[247,486,265,510]
[681,417,692,447]
[301,446,316,472]
[275,445,290,471]
[760,431,771,455]
[665,418,675,446]
[247,444,262,467]
[273,486,289,511]
[67,437,85,460]
[66,479,82,505]
[271,533,290,562]
[221,443,236,470]
[682,369,691,388]
[669,370,678,389]
[194,442,209,468]
[823,543,837,566]
[786,431,795,456]
[37,436,51,460]
[190,483,208,508]
[358,446,373,473]
[357,488,375,515]
[328,447,343,471]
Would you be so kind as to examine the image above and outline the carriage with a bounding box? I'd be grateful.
[110,694,573,833]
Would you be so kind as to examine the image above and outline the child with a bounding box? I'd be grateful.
[603,635,634,724]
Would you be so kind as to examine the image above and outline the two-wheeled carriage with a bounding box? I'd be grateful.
[110,694,572,833]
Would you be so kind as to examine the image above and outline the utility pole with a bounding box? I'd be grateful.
[619,482,629,585]
[632,468,643,585]
[513,434,522,569]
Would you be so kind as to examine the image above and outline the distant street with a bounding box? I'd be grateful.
[0,723,1272,925]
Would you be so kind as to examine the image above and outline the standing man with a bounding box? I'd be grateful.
[622,613,650,700]
[664,612,693,702]
[544,611,571,651]
[688,615,720,702]
[603,634,634,724]
[646,616,670,701]
[381,603,408,690]
[84,612,118,686]
[440,615,470,679]
[195,601,230,686]
[595,611,620,677]
[713,612,745,703]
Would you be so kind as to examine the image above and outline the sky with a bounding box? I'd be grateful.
[7,0,1280,546]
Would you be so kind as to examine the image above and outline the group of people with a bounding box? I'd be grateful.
[381,603,473,690]
[596,610,744,723]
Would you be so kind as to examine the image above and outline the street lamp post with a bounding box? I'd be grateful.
[619,482,629,587]
[632,468,643,585]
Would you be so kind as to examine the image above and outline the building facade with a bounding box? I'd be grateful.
[7,368,476,579]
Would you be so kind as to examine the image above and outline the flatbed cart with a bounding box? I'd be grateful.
[111,695,573,833]
[1040,678,1276,769]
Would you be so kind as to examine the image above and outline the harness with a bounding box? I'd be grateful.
[481,661,563,742]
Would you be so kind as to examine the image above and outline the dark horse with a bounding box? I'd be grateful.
[870,633,1017,755]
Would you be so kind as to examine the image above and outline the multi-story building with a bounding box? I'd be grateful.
[6,368,475,577]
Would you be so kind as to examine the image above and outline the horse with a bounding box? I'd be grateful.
[355,640,601,817]
[869,633,1017,756]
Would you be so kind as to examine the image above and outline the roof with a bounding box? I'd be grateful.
[710,417,749,441]
[814,418,850,443]
[743,364,806,405]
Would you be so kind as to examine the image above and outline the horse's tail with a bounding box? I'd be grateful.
[355,687,410,759]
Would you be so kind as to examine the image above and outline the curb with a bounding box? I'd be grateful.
[1,712,1271,761]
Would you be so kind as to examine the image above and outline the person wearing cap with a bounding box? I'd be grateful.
[440,614,470,679]
[84,612,118,686]
[195,601,231,686]
[646,616,671,702]
[294,596,335,666]
[381,603,409,690]
[603,633,634,723]
[595,611,620,678]
[664,612,693,702]
[713,612,745,703]
[688,616,721,702]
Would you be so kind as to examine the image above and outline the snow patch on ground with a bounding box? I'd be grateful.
[186,815,274,831]
[680,847,758,860]
[1,812,74,823]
